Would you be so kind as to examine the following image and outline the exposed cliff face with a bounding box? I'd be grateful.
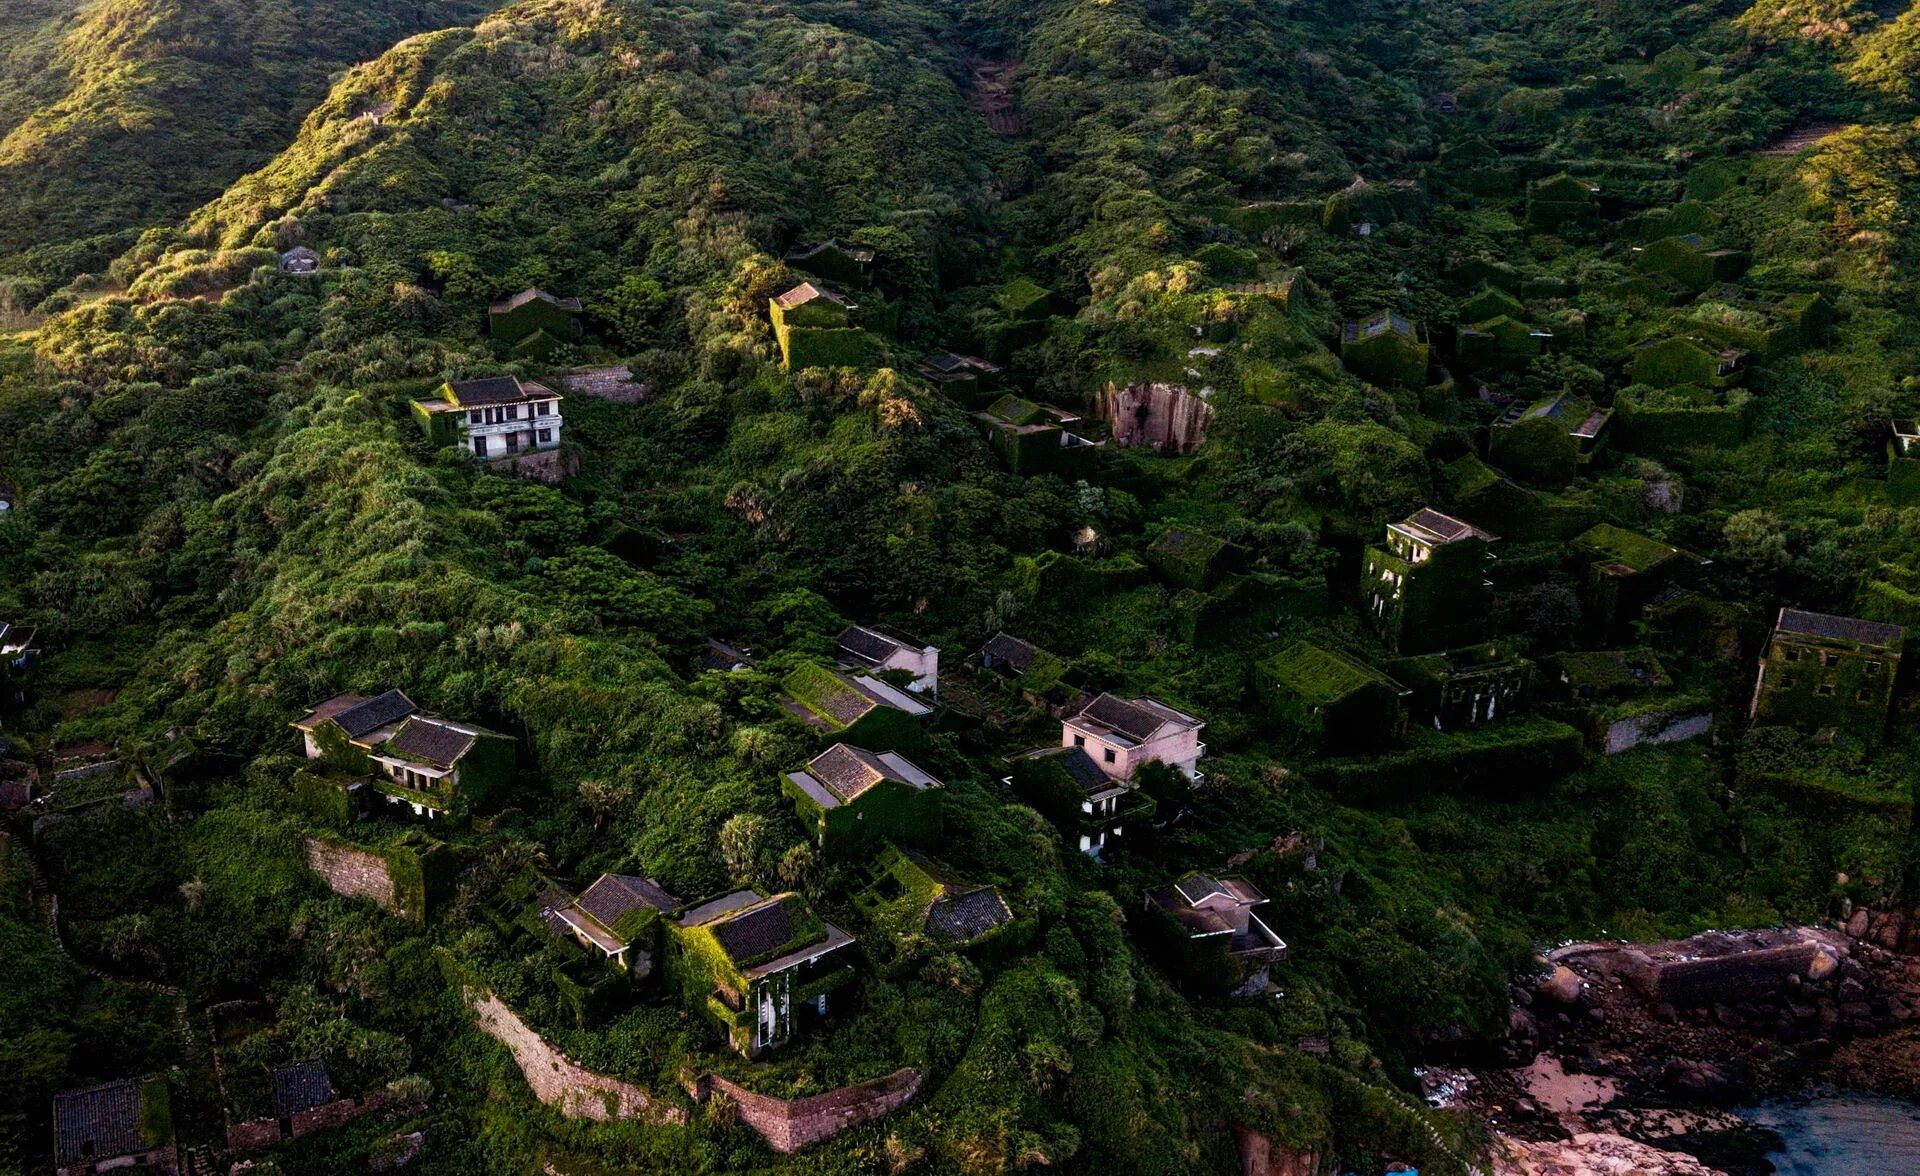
[1492,1132,1725,1175]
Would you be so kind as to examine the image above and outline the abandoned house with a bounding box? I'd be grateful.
[785,239,875,286]
[53,1076,175,1176]
[780,663,934,750]
[1340,312,1430,388]
[540,873,682,975]
[1749,608,1905,743]
[664,889,856,1058]
[487,287,582,350]
[1363,508,1497,654]
[1005,744,1156,859]
[278,246,319,274]
[1258,642,1410,754]
[290,690,516,819]
[837,624,939,694]
[783,742,943,854]
[1144,873,1288,965]
[1062,693,1206,782]
[1383,644,1532,731]
[1570,524,1710,640]
[411,376,564,462]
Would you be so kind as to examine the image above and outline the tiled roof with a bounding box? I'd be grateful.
[577,874,679,934]
[803,744,940,805]
[384,717,476,770]
[980,632,1040,674]
[1072,693,1198,743]
[445,376,560,407]
[1776,608,1903,648]
[54,1079,147,1166]
[1174,874,1228,905]
[926,887,1013,942]
[838,625,907,667]
[1045,746,1111,793]
[1402,508,1493,544]
[272,1061,335,1118]
[332,690,417,739]
[710,899,802,967]
[773,282,853,311]
[489,287,583,314]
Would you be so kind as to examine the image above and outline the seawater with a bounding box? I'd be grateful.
[1740,1095,1920,1174]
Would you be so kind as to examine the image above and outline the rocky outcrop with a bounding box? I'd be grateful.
[1492,1133,1724,1175]
[1233,1126,1321,1176]
[468,989,682,1124]
[685,1069,922,1154]
[305,836,396,911]
[1098,382,1214,453]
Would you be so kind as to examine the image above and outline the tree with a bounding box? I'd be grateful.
[718,813,767,885]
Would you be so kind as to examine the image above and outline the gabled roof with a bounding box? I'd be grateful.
[786,238,875,264]
[773,282,855,311]
[1068,693,1202,746]
[489,287,583,315]
[381,717,477,770]
[1774,608,1903,649]
[926,886,1013,942]
[794,743,941,807]
[979,632,1041,674]
[920,352,1001,376]
[331,690,418,739]
[443,376,561,407]
[272,1061,335,1118]
[1344,311,1420,343]
[838,624,916,668]
[54,1079,151,1166]
[1264,643,1406,706]
[683,890,854,979]
[576,874,680,938]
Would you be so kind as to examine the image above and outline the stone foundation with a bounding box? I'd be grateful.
[467,988,681,1124]
[686,1068,922,1154]
[305,837,397,912]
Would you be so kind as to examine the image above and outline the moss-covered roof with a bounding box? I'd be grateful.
[1264,642,1400,705]
[1573,523,1685,573]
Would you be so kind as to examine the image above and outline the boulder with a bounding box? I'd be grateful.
[1540,965,1586,1005]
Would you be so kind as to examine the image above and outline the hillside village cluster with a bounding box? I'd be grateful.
[11,181,1918,1174]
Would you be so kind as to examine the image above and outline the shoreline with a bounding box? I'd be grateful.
[1441,920,1920,1174]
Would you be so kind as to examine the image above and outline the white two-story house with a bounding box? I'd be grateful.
[412,376,565,461]
[1062,693,1206,781]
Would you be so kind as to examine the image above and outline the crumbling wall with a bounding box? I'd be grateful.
[1603,710,1711,755]
[306,836,397,911]
[687,1069,922,1154]
[468,989,681,1124]
[1098,382,1214,454]
[1643,943,1822,1006]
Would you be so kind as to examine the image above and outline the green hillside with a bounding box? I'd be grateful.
[2,0,1920,1172]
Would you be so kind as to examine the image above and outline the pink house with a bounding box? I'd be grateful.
[1061,694,1205,781]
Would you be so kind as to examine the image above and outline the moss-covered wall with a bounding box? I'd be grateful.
[785,776,942,856]
[490,297,578,345]
[1751,637,1900,744]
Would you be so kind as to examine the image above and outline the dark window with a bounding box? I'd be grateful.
[1858,689,1873,702]
[537,429,551,445]
[1822,651,1840,667]
[1103,748,1116,764]
[1072,735,1085,748]
[1783,648,1800,662]
[469,409,482,423]
[505,433,521,454]
[1784,674,1798,687]
[537,402,551,416]
[1868,660,1883,674]
[472,437,487,456]
[1816,683,1835,696]
[506,405,519,420]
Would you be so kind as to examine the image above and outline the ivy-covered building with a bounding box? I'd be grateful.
[1142,873,1287,967]
[917,352,1003,403]
[664,889,855,1058]
[1525,172,1600,229]
[1569,524,1710,641]
[1340,311,1430,388]
[769,282,868,371]
[1490,392,1611,484]
[1363,508,1497,654]
[780,663,932,750]
[1631,234,1748,293]
[784,238,874,287]
[1258,642,1409,753]
[1749,609,1905,743]
[539,874,681,976]
[54,1076,175,1176]
[973,395,1101,475]
[1891,419,1920,505]
[290,690,516,820]
[1383,644,1532,731]
[783,743,943,855]
[1629,335,1746,388]
[487,287,582,356]
[1005,744,1156,859]
[411,376,564,462]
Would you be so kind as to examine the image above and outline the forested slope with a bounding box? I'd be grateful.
[2,0,1920,1172]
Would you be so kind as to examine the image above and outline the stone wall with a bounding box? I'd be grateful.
[1098,382,1214,454]
[688,1069,923,1154]
[490,447,577,484]
[305,836,397,912]
[1603,709,1711,755]
[467,989,682,1124]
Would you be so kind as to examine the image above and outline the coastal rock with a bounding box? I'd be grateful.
[1542,966,1586,1005]
[1492,1132,1725,1175]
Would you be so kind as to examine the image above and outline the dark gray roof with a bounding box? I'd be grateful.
[333,690,417,739]
[710,900,801,967]
[838,625,908,667]
[577,874,679,932]
[926,887,1013,942]
[1776,609,1903,648]
[1075,693,1167,743]
[272,1061,335,1118]
[489,287,582,314]
[980,632,1040,674]
[384,718,475,769]
[54,1079,147,1166]
[1046,746,1110,793]
[445,376,559,407]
